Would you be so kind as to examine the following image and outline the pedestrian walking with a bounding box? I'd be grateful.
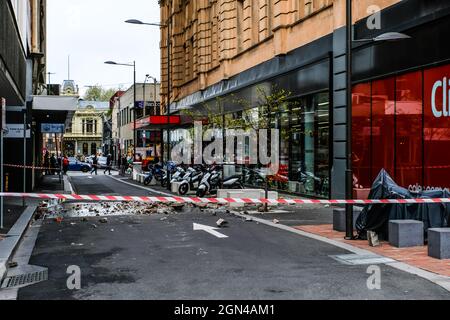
[90,154,98,175]
[104,154,112,175]
[50,154,57,175]
[63,155,70,175]
[121,154,127,175]
[44,151,50,175]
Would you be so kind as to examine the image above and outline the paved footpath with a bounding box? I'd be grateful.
[10,174,450,299]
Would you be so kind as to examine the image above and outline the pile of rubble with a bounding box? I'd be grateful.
[38,200,235,219]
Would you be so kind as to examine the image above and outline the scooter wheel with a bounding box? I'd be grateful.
[161,179,167,188]
[179,184,189,195]
[196,188,207,198]
[144,178,151,186]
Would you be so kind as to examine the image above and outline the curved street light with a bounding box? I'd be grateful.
[126,18,172,190]
[104,60,137,161]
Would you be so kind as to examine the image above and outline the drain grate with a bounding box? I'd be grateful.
[1,269,48,289]
[330,254,395,266]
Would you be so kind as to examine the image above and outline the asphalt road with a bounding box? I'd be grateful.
[16,174,450,300]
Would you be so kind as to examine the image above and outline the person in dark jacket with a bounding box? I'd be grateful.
[50,154,57,175]
[44,151,50,175]
[90,154,98,175]
[104,154,113,175]
[121,154,127,175]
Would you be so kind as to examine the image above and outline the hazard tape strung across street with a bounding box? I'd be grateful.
[2,164,50,170]
[1,192,450,205]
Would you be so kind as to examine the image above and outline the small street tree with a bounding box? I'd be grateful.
[182,85,295,210]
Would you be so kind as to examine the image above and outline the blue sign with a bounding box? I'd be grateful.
[41,123,65,133]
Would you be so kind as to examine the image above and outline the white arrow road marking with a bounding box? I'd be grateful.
[193,223,229,239]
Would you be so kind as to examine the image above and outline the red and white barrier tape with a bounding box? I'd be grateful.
[0,192,450,205]
[2,164,51,170]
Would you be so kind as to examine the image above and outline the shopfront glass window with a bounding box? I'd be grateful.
[352,83,372,188]
[395,71,423,187]
[286,93,330,198]
[371,78,395,180]
[424,64,450,189]
[352,63,450,196]
[314,93,330,197]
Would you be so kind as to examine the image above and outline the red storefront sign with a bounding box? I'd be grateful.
[135,115,181,129]
[352,63,450,197]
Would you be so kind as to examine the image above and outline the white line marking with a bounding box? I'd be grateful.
[193,223,228,239]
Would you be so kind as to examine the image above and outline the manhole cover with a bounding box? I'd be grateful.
[330,254,394,265]
[1,269,48,289]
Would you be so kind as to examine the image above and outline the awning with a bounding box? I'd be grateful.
[135,115,185,130]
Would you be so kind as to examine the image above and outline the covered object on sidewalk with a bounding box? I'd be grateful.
[355,169,450,240]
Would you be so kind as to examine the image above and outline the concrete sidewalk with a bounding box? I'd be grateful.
[0,174,74,282]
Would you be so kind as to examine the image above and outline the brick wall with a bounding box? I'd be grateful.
[159,0,401,108]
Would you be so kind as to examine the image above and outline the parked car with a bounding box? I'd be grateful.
[85,155,94,165]
[68,157,91,173]
[97,156,108,169]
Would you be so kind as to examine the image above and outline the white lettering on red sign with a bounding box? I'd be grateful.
[432,77,450,118]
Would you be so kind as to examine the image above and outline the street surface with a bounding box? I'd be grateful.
[14,173,450,299]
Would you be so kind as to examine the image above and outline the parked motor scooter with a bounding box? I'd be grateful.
[197,166,243,197]
[178,165,205,195]
[242,167,266,186]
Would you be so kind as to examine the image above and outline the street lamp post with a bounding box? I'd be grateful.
[143,74,151,117]
[345,0,411,239]
[105,60,137,161]
[125,18,171,190]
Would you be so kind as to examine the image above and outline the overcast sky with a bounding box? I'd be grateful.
[47,0,161,96]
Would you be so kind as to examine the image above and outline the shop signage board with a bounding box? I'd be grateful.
[4,124,30,138]
[41,123,65,133]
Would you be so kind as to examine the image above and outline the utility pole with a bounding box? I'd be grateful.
[23,110,26,206]
[1,98,5,229]
[345,0,354,239]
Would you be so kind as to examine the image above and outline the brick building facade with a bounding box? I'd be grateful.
[159,0,450,199]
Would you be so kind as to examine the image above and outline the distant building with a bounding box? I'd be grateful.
[61,80,79,97]
[111,83,161,162]
[63,100,109,157]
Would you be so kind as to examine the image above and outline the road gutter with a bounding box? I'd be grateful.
[232,211,450,293]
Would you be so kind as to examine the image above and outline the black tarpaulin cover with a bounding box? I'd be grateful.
[355,169,450,240]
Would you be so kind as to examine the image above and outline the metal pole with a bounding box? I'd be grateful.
[153,78,157,116]
[1,124,3,229]
[133,61,137,161]
[166,18,171,190]
[143,78,147,117]
[23,111,26,206]
[345,0,354,239]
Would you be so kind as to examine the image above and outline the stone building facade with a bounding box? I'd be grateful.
[63,101,109,157]
[159,0,450,200]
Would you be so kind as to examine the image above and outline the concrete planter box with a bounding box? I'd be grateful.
[428,228,450,259]
[217,189,279,208]
[333,207,363,232]
[389,220,424,248]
